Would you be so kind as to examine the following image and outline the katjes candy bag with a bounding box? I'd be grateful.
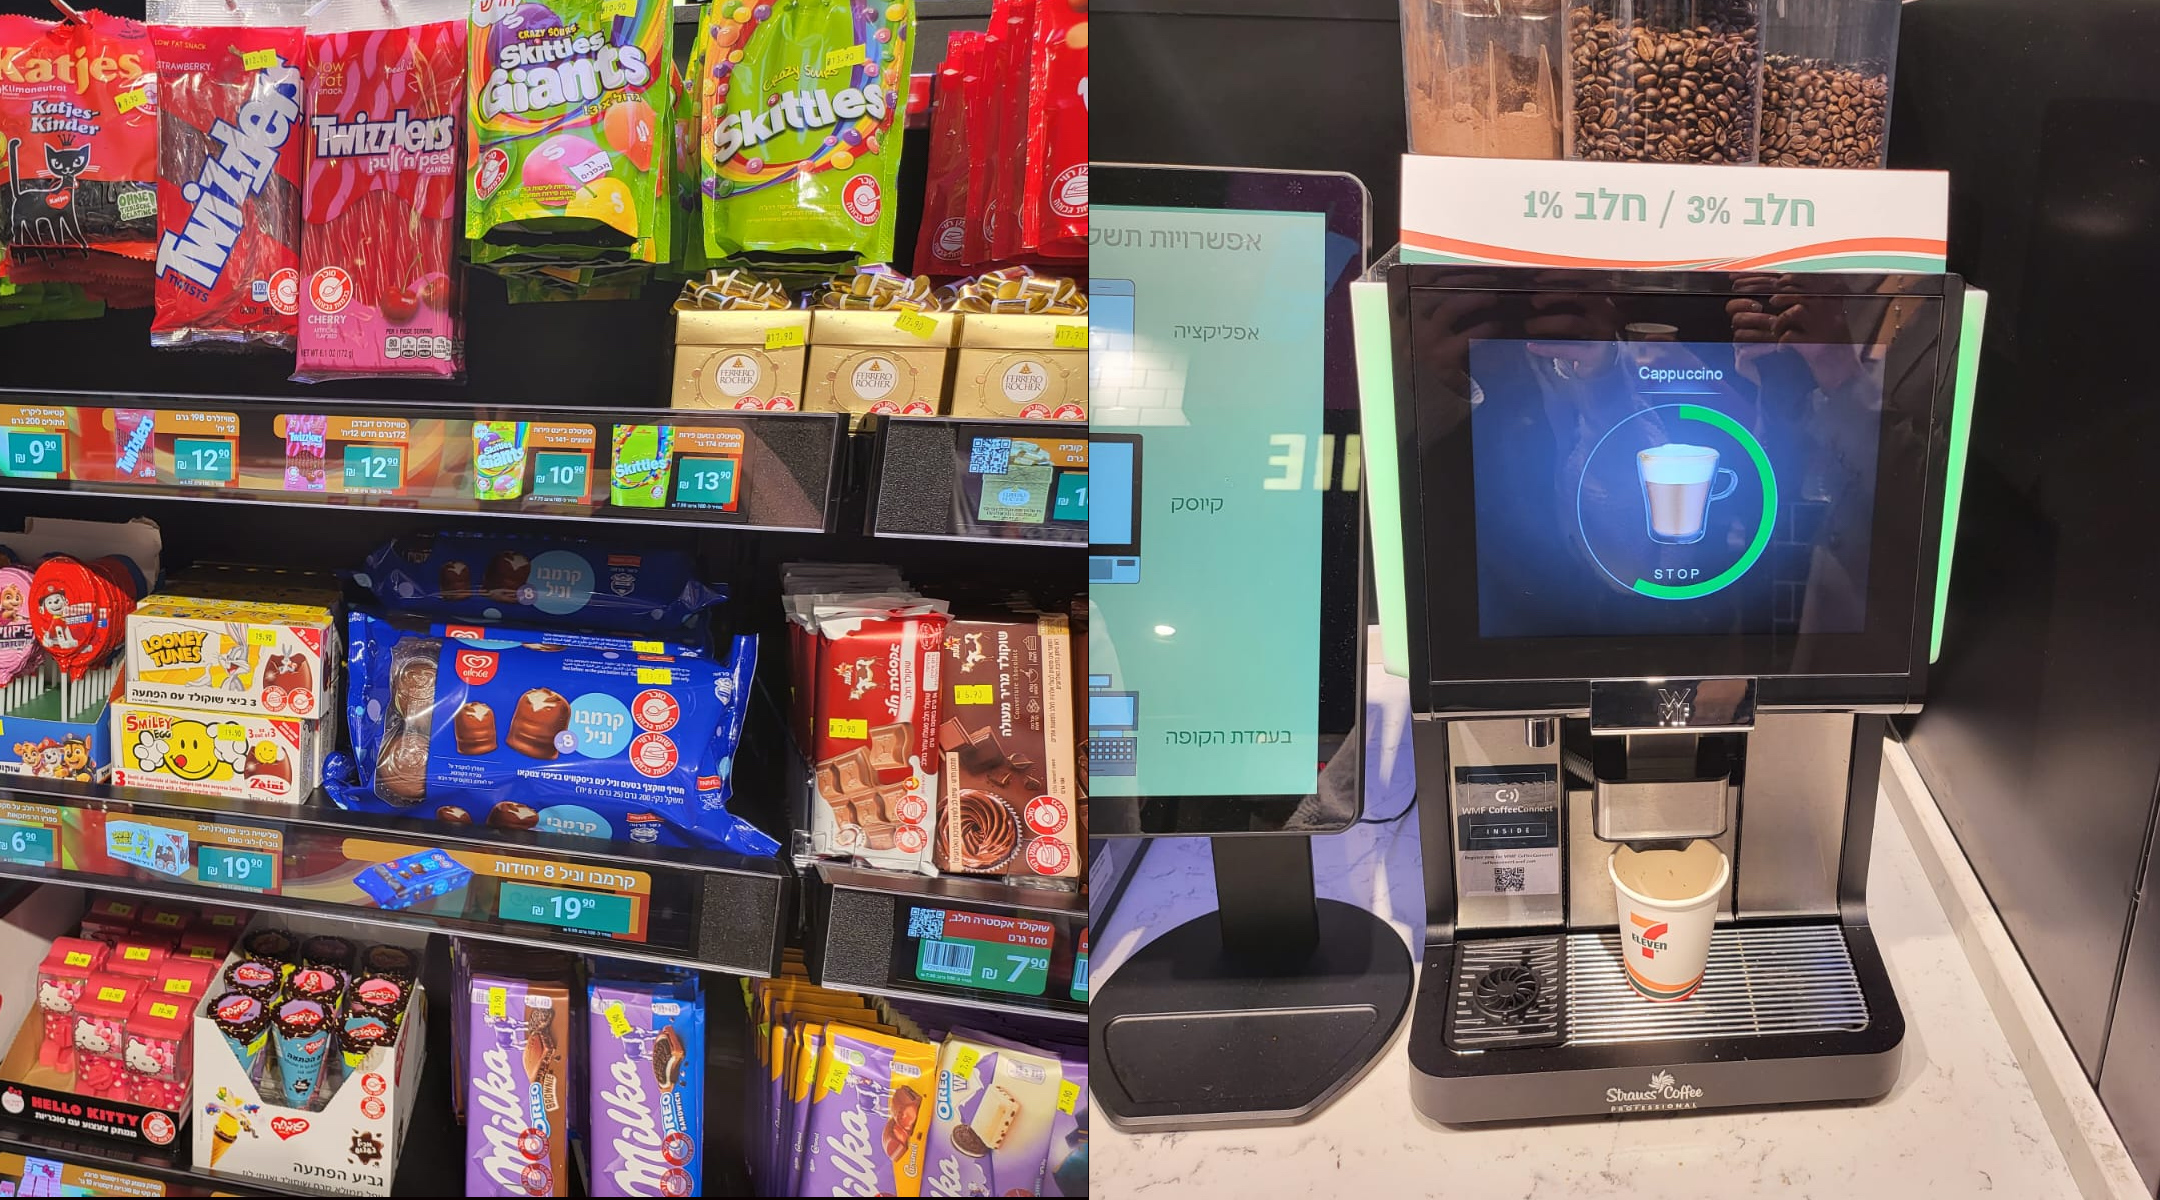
[1024,0,1084,258]
[465,0,670,264]
[295,0,467,382]
[148,0,307,351]
[0,10,159,258]
[699,0,917,266]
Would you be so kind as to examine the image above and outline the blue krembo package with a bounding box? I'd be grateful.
[588,969,705,1196]
[325,610,776,856]
[349,531,724,633]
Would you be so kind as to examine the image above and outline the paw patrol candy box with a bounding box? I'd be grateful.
[123,597,339,722]
[109,703,323,804]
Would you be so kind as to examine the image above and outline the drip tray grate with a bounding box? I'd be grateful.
[1565,924,1868,1046]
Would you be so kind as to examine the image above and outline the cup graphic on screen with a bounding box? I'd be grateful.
[1638,443,1738,545]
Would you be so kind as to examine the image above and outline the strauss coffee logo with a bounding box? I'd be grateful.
[456,649,500,686]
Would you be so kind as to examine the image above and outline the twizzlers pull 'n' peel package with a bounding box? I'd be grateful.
[296,0,467,382]
[148,5,306,351]
[1023,0,1085,258]
[0,10,160,257]
[465,0,669,263]
[699,0,917,266]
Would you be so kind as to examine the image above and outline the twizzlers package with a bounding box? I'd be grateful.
[148,0,307,350]
[295,0,467,382]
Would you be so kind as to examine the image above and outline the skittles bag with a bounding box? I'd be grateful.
[465,0,668,264]
[699,0,916,266]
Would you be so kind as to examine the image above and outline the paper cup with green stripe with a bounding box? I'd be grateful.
[1610,841,1729,1002]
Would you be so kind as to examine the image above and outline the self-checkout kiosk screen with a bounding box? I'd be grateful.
[1468,336,1885,639]
[1089,205,1331,798]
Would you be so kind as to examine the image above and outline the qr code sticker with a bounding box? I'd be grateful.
[906,907,946,939]
[968,437,1012,475]
[1493,867,1527,893]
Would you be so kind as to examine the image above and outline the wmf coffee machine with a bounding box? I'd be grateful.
[1355,264,1979,1121]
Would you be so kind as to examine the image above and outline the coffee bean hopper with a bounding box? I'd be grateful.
[1353,261,1981,1121]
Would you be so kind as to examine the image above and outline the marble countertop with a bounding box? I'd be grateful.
[1090,670,2081,1199]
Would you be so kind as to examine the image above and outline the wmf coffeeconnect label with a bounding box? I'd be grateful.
[1454,766,1560,897]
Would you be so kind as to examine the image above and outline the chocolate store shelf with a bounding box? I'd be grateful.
[804,862,1088,1023]
[0,777,790,979]
[0,955,463,1198]
[0,389,844,535]
[863,416,1089,546]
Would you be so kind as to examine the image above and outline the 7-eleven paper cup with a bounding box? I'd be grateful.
[1610,841,1730,1002]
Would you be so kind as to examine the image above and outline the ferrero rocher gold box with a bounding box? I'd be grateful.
[671,310,811,411]
[804,310,960,422]
[950,314,1088,421]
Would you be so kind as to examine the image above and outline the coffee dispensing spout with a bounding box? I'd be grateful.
[1588,678,1756,845]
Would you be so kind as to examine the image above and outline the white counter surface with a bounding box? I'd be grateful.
[1090,672,2082,1199]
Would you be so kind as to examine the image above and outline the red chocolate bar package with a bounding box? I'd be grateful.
[909,32,978,276]
[148,0,307,350]
[783,568,948,874]
[937,613,1078,877]
[958,4,1012,269]
[1023,0,1085,259]
[0,10,160,258]
[293,0,466,382]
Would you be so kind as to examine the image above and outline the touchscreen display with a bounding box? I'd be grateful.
[1089,205,1329,797]
[1469,336,1884,639]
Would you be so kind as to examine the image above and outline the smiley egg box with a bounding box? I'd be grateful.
[109,702,323,804]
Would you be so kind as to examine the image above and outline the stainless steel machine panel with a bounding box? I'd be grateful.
[1448,720,1564,931]
[1735,713,1854,920]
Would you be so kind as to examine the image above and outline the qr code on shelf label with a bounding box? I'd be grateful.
[968,438,1012,475]
[1493,867,1527,893]
[907,907,947,939]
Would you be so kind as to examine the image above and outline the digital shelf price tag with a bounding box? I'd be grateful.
[471,420,598,505]
[964,435,1088,528]
[270,414,414,496]
[905,906,1055,998]
[0,405,70,481]
[101,408,239,487]
[608,424,745,514]
[0,800,63,870]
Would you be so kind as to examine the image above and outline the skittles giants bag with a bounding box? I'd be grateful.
[699,0,916,267]
[465,0,668,264]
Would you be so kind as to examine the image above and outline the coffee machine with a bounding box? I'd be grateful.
[1355,264,1976,1121]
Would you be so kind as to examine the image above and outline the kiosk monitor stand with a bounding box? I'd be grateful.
[1088,163,1410,1131]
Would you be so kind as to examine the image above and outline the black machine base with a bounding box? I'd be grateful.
[1092,898,1414,1131]
[1408,921,1904,1124]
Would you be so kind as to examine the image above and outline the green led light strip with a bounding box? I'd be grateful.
[1932,286,1987,663]
[1351,280,1409,678]
[1630,404,1778,600]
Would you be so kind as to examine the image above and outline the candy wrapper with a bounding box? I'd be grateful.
[588,972,705,1196]
[295,0,467,382]
[328,610,774,856]
[1023,0,1086,258]
[348,530,725,634]
[985,0,1033,264]
[29,553,143,679]
[148,0,306,350]
[799,1025,934,1196]
[465,0,669,264]
[699,0,916,266]
[466,973,572,1197]
[910,32,978,276]
[0,10,160,259]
